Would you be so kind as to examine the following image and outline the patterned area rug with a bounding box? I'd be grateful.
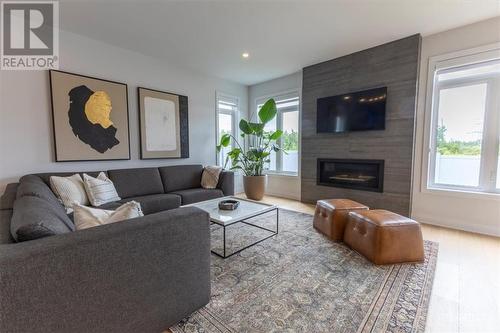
[171,209,438,333]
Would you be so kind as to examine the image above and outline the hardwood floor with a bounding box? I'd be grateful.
[242,194,500,333]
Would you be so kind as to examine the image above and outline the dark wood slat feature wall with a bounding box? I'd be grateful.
[300,34,421,215]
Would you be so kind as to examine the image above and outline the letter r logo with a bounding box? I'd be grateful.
[2,2,54,55]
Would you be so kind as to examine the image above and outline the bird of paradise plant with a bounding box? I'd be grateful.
[216,98,286,176]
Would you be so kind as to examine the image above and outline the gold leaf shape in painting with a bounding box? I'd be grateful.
[84,91,113,129]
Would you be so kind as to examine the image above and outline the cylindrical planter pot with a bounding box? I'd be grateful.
[243,175,268,201]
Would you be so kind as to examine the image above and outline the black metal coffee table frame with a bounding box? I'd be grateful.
[211,207,279,259]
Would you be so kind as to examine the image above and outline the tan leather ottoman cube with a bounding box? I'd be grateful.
[313,199,369,242]
[344,210,424,265]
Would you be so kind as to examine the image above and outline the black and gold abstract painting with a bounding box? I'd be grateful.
[49,70,130,161]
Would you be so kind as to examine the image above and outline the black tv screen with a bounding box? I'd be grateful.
[316,87,387,133]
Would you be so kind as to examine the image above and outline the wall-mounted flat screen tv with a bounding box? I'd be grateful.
[316,87,387,133]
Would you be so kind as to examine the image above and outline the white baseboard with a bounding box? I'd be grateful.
[264,190,301,201]
[235,190,300,201]
[412,214,500,237]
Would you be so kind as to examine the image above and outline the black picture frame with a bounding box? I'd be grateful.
[49,69,131,162]
[137,86,189,160]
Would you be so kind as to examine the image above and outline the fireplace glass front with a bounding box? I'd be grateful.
[317,159,384,192]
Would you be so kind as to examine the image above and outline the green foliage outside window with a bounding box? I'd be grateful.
[436,125,481,156]
[281,130,298,151]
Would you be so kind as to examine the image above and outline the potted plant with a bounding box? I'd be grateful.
[217,99,285,200]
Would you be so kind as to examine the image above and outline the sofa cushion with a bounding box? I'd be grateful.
[50,174,89,211]
[27,172,104,186]
[16,222,57,242]
[120,194,181,215]
[159,165,203,192]
[201,166,223,189]
[0,210,14,244]
[11,196,75,242]
[16,175,66,212]
[107,168,164,198]
[1,183,18,210]
[67,200,124,222]
[73,201,144,230]
[83,172,121,206]
[172,188,224,205]
[98,201,125,210]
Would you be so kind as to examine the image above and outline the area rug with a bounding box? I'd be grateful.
[171,209,438,333]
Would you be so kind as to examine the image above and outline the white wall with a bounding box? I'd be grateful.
[248,72,302,200]
[0,30,248,193]
[411,17,500,237]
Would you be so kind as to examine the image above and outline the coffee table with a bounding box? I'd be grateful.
[186,196,278,258]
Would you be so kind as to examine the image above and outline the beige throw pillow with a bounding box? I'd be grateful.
[50,174,89,212]
[73,201,144,230]
[201,166,223,189]
[83,172,121,206]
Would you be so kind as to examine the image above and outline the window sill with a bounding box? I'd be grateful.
[264,171,299,177]
[423,186,500,201]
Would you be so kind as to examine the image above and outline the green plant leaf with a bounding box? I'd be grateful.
[227,148,241,160]
[239,119,253,134]
[219,134,231,147]
[258,99,277,124]
[249,122,264,134]
[269,130,283,141]
[230,165,243,171]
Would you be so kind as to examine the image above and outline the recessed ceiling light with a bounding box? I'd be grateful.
[242,52,249,59]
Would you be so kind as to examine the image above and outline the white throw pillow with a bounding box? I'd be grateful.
[50,174,89,212]
[73,201,144,230]
[201,165,223,189]
[83,172,121,206]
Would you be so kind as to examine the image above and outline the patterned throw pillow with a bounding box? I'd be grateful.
[50,174,89,212]
[73,201,144,230]
[82,172,121,206]
[201,166,223,189]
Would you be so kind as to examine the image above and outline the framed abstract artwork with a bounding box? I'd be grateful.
[49,70,130,161]
[138,87,189,159]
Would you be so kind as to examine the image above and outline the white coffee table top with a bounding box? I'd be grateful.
[185,196,277,226]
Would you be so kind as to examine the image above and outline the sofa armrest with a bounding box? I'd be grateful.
[0,207,211,333]
[0,183,18,210]
[217,171,234,196]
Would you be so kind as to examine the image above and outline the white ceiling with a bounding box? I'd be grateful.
[59,0,500,85]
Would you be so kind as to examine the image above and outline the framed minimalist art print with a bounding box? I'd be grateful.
[49,70,130,161]
[138,87,189,159]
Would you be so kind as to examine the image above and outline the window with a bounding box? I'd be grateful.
[257,92,300,175]
[216,93,239,167]
[428,49,500,194]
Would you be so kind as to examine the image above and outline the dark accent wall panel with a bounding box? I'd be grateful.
[301,34,421,215]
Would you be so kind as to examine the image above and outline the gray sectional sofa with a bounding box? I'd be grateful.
[0,164,234,333]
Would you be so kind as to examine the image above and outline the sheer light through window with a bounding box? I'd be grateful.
[429,57,500,194]
[257,93,300,175]
[216,94,239,168]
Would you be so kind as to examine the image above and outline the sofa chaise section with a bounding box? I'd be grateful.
[0,206,211,332]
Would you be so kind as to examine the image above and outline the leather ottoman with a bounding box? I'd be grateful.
[313,199,369,242]
[344,209,424,265]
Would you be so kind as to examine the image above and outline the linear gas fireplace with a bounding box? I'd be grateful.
[317,158,384,192]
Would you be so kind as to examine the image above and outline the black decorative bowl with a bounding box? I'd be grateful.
[218,199,240,210]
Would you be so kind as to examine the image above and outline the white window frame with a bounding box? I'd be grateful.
[255,90,301,176]
[423,43,500,197]
[215,92,239,167]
